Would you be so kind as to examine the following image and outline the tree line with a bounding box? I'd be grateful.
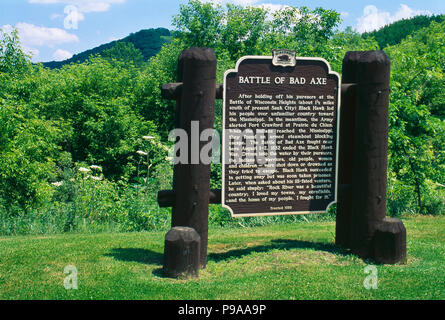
[363,14,445,48]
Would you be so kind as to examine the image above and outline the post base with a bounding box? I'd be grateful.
[163,226,201,278]
[372,218,407,264]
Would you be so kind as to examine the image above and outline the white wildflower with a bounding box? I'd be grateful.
[158,143,169,151]
[137,150,148,156]
[51,181,64,187]
[142,135,155,141]
[90,176,103,181]
[89,165,102,171]
[78,167,91,173]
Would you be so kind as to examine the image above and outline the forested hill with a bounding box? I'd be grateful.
[362,14,445,48]
[43,27,171,68]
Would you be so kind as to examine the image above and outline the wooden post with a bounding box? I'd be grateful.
[373,218,406,264]
[336,51,406,264]
[346,51,406,262]
[164,227,201,278]
[169,48,217,268]
[158,189,221,207]
[350,51,389,257]
[335,53,358,247]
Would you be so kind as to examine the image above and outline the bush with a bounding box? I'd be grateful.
[422,181,445,215]
[387,175,417,217]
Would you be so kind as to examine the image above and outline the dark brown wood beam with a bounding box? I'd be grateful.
[162,83,224,100]
[158,189,222,208]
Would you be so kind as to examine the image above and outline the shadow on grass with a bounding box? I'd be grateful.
[104,239,352,272]
[208,239,350,263]
[105,248,163,266]
[105,248,171,278]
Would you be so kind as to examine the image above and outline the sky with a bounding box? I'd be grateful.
[1,0,444,63]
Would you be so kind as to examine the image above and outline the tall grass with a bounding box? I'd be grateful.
[0,162,173,236]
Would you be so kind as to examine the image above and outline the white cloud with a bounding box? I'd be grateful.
[1,23,78,61]
[52,48,73,61]
[50,13,63,19]
[356,4,430,33]
[1,23,79,48]
[393,4,427,21]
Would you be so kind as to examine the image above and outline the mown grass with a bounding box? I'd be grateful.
[0,215,443,300]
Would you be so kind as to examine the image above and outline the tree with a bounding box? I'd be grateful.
[0,28,30,75]
[385,21,445,214]
[325,27,379,72]
[0,29,61,212]
[101,41,145,67]
[172,1,342,61]
[173,0,225,50]
[363,14,445,48]
[132,39,186,138]
[0,39,162,213]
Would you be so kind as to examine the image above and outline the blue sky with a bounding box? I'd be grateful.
[1,0,444,63]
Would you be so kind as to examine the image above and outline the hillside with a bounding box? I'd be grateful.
[43,27,171,68]
[362,14,445,48]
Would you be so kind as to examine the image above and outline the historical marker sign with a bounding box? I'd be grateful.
[222,51,340,217]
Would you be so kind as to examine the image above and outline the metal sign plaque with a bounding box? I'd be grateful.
[272,49,297,67]
[222,54,340,217]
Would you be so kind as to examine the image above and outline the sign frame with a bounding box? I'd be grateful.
[222,54,341,218]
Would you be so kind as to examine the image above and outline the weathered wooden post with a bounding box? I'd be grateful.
[335,52,358,248]
[163,47,217,271]
[338,51,406,263]
[164,227,201,278]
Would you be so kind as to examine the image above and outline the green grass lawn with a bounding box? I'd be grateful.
[0,215,443,300]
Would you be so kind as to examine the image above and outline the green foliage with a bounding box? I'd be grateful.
[0,29,61,213]
[21,57,159,181]
[363,14,445,48]
[101,42,145,67]
[385,21,445,215]
[132,39,186,137]
[173,1,344,61]
[0,28,30,75]
[0,101,62,213]
[0,30,170,226]
[327,27,379,72]
[173,0,225,50]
